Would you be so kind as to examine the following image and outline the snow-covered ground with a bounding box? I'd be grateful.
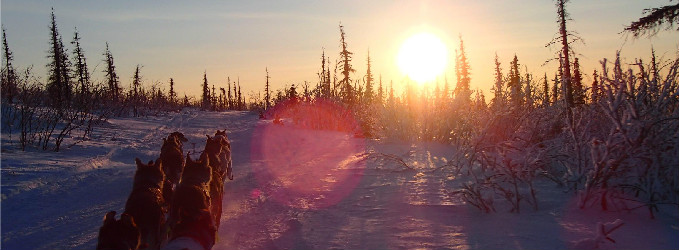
[1,109,677,250]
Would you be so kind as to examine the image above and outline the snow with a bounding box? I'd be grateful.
[2,109,678,250]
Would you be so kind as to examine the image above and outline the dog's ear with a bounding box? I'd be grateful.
[103,211,116,225]
[135,158,143,168]
[148,160,154,166]
[186,153,194,164]
[199,152,209,166]
[179,133,188,142]
[120,213,137,228]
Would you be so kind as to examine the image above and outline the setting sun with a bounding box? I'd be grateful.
[397,32,448,84]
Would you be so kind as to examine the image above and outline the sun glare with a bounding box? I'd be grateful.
[397,32,448,84]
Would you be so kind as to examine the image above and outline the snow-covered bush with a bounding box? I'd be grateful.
[575,54,679,216]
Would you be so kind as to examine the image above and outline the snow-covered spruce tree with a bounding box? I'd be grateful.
[507,55,522,107]
[454,36,471,105]
[490,53,505,110]
[524,72,534,109]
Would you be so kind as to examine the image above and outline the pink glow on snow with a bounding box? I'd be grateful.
[251,101,366,209]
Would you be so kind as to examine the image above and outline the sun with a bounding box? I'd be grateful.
[397,32,448,84]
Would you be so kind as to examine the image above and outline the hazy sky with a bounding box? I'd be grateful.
[1,0,677,99]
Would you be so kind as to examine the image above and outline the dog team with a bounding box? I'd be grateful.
[96,130,233,250]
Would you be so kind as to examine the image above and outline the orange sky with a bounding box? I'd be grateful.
[2,0,677,100]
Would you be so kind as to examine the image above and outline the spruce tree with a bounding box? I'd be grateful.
[319,49,332,98]
[555,0,574,107]
[71,28,91,108]
[542,73,550,107]
[131,65,142,117]
[265,68,271,109]
[552,73,560,103]
[508,55,522,107]
[237,79,242,110]
[233,83,237,108]
[1,26,17,103]
[220,87,226,109]
[572,57,585,105]
[103,42,120,103]
[491,53,504,108]
[227,77,232,109]
[338,23,355,106]
[377,74,384,105]
[625,2,679,37]
[591,70,599,103]
[169,78,176,105]
[212,84,217,110]
[454,36,471,103]
[202,71,210,110]
[46,9,72,108]
[363,50,374,104]
[388,80,395,105]
[524,72,533,108]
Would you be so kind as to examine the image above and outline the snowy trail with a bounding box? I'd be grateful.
[2,109,678,250]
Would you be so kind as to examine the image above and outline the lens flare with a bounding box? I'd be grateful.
[251,100,365,209]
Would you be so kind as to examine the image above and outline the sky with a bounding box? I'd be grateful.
[1,0,677,100]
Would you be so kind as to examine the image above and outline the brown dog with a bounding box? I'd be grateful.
[124,158,166,250]
[160,133,186,208]
[96,211,141,250]
[213,130,233,181]
[166,152,215,250]
[203,135,230,229]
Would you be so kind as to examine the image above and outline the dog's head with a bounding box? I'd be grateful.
[96,211,141,250]
[168,132,188,143]
[182,152,212,185]
[133,158,165,189]
[214,130,230,148]
[214,129,227,138]
[162,136,182,151]
[203,135,226,156]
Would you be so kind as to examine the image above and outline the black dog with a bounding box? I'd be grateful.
[124,158,166,250]
[96,211,141,250]
[166,152,215,250]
